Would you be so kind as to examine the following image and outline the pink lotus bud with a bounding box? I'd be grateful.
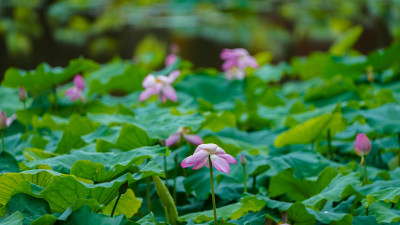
[240,154,247,165]
[18,86,27,102]
[74,75,85,91]
[354,133,371,156]
[0,111,6,130]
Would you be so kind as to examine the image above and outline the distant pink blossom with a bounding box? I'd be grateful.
[181,143,236,173]
[139,70,180,103]
[240,154,247,165]
[18,86,27,102]
[220,48,258,71]
[165,127,203,146]
[165,43,180,66]
[165,54,178,66]
[354,133,371,156]
[0,111,16,130]
[66,75,86,102]
[224,66,246,80]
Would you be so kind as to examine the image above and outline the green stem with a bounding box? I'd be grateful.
[173,154,177,204]
[164,206,170,224]
[327,129,332,157]
[164,155,169,188]
[23,102,29,134]
[243,164,247,193]
[398,133,400,166]
[208,156,218,225]
[364,156,369,185]
[252,176,257,193]
[1,130,4,154]
[146,177,152,212]
[111,193,122,217]
[53,86,58,114]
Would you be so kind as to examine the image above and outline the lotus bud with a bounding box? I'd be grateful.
[18,86,27,102]
[240,153,247,165]
[354,133,371,156]
[0,111,6,130]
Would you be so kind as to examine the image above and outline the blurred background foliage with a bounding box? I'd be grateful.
[0,0,399,77]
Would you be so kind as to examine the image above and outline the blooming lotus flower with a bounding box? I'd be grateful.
[18,86,27,102]
[66,75,86,102]
[0,111,16,130]
[165,43,180,66]
[354,133,371,157]
[220,48,258,71]
[139,70,180,103]
[181,143,236,173]
[224,66,246,80]
[165,127,203,146]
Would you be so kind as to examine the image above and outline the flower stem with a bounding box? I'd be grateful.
[146,177,152,212]
[164,155,169,188]
[327,129,332,157]
[208,155,218,225]
[1,130,4,154]
[243,164,247,193]
[111,192,122,217]
[363,156,369,185]
[53,86,58,114]
[23,102,29,134]
[173,154,177,204]
[252,175,257,193]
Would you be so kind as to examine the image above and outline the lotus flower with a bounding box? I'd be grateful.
[181,143,236,173]
[165,127,203,146]
[240,154,247,165]
[165,43,180,66]
[18,86,27,102]
[139,70,180,103]
[221,48,258,69]
[66,75,86,102]
[0,111,16,130]
[354,133,371,157]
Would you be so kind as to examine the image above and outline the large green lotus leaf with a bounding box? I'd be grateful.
[0,152,20,173]
[56,205,126,225]
[0,87,28,116]
[253,62,290,83]
[40,173,128,212]
[102,189,142,218]
[6,193,51,225]
[330,25,363,56]
[369,202,400,224]
[303,76,354,102]
[175,75,245,110]
[87,62,149,96]
[265,151,341,179]
[306,208,352,225]
[178,203,241,223]
[230,195,266,220]
[262,198,316,225]
[354,103,400,135]
[201,111,236,132]
[302,172,361,207]
[367,43,400,72]
[96,124,156,152]
[362,187,400,207]
[291,52,330,80]
[269,167,338,201]
[274,113,345,148]
[1,59,98,93]
[21,146,166,182]
[54,131,87,154]
[4,133,32,162]
[0,170,60,206]
[356,180,400,198]
[31,114,69,131]
[88,111,204,139]
[0,211,24,225]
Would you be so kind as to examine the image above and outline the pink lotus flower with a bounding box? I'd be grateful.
[139,70,180,103]
[240,153,247,165]
[181,143,236,173]
[0,111,17,130]
[18,86,27,102]
[165,44,180,66]
[224,66,246,80]
[165,127,203,146]
[354,133,371,156]
[66,75,86,102]
[220,48,258,71]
